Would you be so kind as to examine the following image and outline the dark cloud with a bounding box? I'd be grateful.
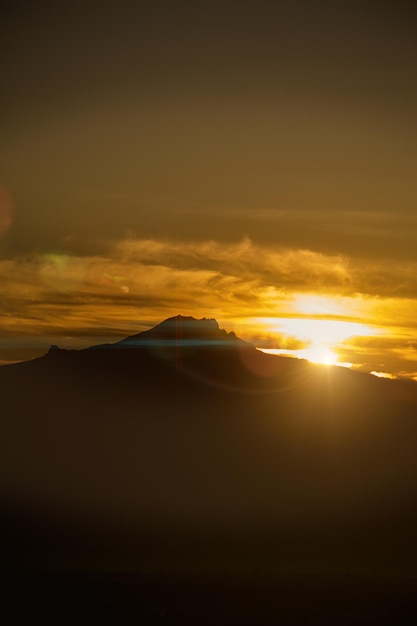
[1,3,416,264]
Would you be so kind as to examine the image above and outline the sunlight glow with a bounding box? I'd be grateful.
[292,294,348,317]
[309,345,338,366]
[261,347,353,368]
[370,371,395,379]
[253,296,380,367]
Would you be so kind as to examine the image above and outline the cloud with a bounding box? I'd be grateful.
[113,236,417,300]
[115,237,351,291]
[0,238,353,334]
[173,207,417,263]
[334,332,417,379]
[1,237,417,374]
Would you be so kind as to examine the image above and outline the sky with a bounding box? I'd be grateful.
[1,1,417,379]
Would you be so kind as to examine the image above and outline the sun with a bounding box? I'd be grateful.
[305,345,338,366]
[252,294,382,369]
[258,342,340,366]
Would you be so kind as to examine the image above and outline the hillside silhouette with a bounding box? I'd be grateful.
[2,315,417,623]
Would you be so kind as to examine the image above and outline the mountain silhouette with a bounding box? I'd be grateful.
[118,314,241,346]
[1,315,417,575]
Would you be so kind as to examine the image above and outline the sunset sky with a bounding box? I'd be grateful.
[1,1,416,379]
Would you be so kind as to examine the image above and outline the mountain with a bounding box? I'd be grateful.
[1,315,417,573]
[118,314,242,346]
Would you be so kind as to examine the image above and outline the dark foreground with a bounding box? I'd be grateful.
[3,565,417,625]
[3,317,417,623]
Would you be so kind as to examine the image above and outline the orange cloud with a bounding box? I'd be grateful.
[0,237,416,379]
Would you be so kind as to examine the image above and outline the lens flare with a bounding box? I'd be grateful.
[39,253,81,293]
[101,273,130,293]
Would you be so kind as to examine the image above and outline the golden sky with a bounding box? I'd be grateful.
[1,2,416,379]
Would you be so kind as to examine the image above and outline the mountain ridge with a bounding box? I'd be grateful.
[116,314,247,349]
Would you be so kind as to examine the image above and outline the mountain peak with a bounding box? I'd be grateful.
[118,315,246,349]
[156,315,220,333]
